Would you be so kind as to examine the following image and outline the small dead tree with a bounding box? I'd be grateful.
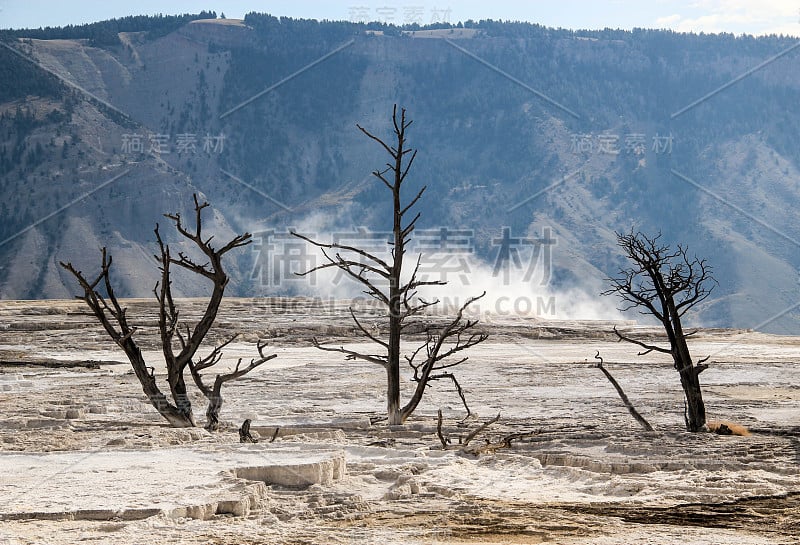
[293,105,487,425]
[60,195,275,429]
[603,231,716,432]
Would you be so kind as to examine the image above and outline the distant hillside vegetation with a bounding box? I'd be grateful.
[1,13,799,332]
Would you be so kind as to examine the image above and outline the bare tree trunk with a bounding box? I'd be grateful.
[206,379,224,432]
[386,364,402,425]
[387,110,406,426]
[678,367,706,431]
[670,301,706,432]
[239,419,258,443]
[168,373,196,426]
[386,298,403,422]
[673,342,706,431]
[126,343,194,427]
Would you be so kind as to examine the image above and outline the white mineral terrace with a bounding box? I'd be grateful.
[0,299,797,544]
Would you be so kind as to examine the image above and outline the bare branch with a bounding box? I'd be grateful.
[400,184,425,217]
[427,372,471,417]
[349,308,389,349]
[593,351,654,431]
[400,293,487,421]
[612,325,671,355]
[463,413,500,447]
[357,123,396,158]
[292,231,391,274]
[311,338,388,367]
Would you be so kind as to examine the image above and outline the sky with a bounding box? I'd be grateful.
[1,0,799,36]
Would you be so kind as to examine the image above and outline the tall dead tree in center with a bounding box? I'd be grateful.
[603,230,716,432]
[61,195,274,429]
[294,105,487,425]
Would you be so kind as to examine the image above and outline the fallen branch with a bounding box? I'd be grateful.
[593,351,654,432]
[463,430,539,456]
[436,412,538,455]
[463,413,500,447]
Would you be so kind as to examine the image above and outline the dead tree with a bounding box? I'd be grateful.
[293,105,487,425]
[60,195,275,429]
[593,351,654,431]
[603,231,716,432]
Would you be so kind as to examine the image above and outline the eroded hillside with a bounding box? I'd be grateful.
[1,15,800,332]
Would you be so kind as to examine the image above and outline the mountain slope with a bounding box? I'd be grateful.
[1,15,799,332]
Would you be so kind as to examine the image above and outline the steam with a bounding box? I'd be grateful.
[251,210,625,322]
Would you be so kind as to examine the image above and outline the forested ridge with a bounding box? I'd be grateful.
[0,13,798,331]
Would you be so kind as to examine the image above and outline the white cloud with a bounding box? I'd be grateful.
[657,0,800,35]
[655,14,683,26]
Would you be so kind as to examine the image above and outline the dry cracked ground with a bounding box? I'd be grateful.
[0,298,798,544]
